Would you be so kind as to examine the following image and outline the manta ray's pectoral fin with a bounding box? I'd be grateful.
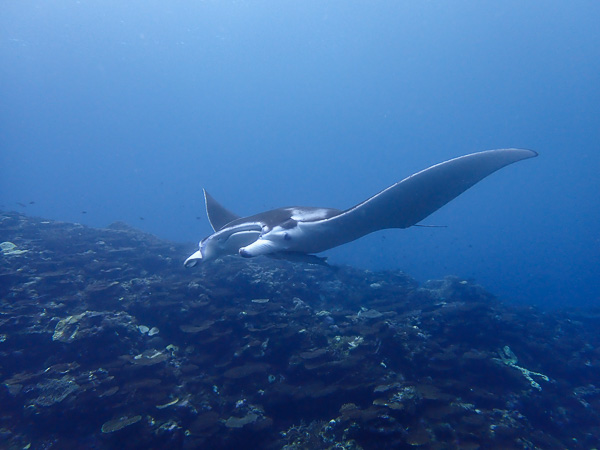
[298,148,538,251]
[204,189,241,231]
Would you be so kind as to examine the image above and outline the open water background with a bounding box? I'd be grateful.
[1,1,599,309]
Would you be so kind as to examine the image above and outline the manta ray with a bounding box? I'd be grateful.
[185,148,537,267]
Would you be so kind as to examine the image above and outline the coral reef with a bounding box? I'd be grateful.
[0,211,599,449]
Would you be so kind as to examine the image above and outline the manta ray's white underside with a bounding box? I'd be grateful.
[185,148,537,267]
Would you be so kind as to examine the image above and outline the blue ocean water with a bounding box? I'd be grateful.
[1,0,598,309]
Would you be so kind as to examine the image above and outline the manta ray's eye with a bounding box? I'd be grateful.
[284,233,291,241]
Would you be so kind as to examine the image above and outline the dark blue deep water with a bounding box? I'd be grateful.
[2,1,599,309]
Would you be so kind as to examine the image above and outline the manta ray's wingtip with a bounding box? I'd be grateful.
[502,148,539,159]
[203,190,241,231]
[202,189,212,208]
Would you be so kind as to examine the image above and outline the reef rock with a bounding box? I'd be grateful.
[0,211,599,449]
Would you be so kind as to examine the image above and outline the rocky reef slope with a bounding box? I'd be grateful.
[0,211,599,449]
